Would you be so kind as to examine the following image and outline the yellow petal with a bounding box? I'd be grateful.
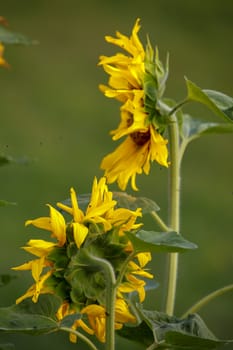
[72,222,88,248]
[47,205,66,246]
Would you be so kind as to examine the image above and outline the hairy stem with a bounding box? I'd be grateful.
[85,252,116,350]
[165,114,181,315]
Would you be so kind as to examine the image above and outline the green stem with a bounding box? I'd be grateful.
[150,210,171,232]
[165,114,181,316]
[167,98,189,117]
[181,284,233,318]
[85,252,116,350]
[60,326,99,350]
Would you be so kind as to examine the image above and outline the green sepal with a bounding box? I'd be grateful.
[118,308,232,349]
[181,114,233,142]
[47,247,69,269]
[0,295,61,335]
[126,230,197,253]
[0,25,37,45]
[185,78,233,122]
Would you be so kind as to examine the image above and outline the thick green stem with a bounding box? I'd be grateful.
[85,253,116,350]
[165,114,181,316]
[60,327,99,350]
[181,284,233,318]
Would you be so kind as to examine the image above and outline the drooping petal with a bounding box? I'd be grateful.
[72,222,89,248]
[47,205,66,246]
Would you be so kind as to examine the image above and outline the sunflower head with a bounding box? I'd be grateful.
[99,19,170,191]
[12,177,152,342]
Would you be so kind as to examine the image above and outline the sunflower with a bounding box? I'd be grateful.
[99,18,169,190]
[12,177,153,343]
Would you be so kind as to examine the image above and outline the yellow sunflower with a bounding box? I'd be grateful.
[99,18,169,190]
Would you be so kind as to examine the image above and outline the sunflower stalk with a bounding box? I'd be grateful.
[84,252,117,350]
[165,113,181,315]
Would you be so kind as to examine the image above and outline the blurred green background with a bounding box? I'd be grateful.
[0,0,232,349]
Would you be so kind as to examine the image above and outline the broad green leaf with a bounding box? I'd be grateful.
[0,295,61,335]
[0,25,37,45]
[132,307,232,349]
[0,274,16,287]
[59,192,159,214]
[181,114,233,141]
[165,331,232,349]
[117,321,154,347]
[185,78,233,122]
[126,230,197,253]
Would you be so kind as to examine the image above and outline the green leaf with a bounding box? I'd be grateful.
[126,230,198,253]
[134,307,232,349]
[0,25,37,45]
[59,313,82,328]
[0,295,61,335]
[59,192,159,214]
[113,192,160,213]
[117,321,154,347]
[185,78,233,122]
[181,114,233,141]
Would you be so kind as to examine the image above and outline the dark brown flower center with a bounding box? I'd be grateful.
[130,129,150,146]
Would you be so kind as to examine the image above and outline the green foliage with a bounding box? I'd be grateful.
[118,308,232,349]
[126,230,197,253]
[180,114,233,143]
[60,192,160,214]
[0,295,60,335]
[185,78,233,122]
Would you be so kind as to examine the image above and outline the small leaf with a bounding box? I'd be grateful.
[0,25,37,45]
[126,230,198,253]
[185,78,233,122]
[181,114,233,141]
[0,295,61,335]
